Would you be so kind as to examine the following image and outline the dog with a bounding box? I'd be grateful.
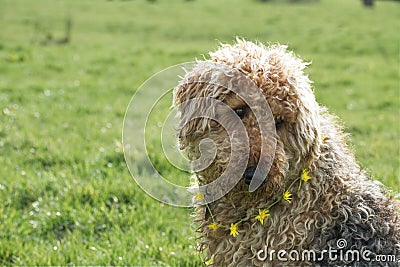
[173,38,399,266]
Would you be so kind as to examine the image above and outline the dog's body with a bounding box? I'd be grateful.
[174,39,399,266]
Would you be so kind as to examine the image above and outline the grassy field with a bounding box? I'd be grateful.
[0,0,399,265]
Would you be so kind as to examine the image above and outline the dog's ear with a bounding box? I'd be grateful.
[174,80,199,151]
[174,82,215,152]
[277,73,322,166]
[258,45,321,166]
[273,92,321,167]
[295,99,321,166]
[173,64,230,152]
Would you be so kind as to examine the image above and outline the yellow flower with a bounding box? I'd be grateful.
[229,222,239,237]
[194,192,205,201]
[255,209,270,225]
[301,169,311,182]
[283,190,293,203]
[205,255,214,266]
[207,222,220,231]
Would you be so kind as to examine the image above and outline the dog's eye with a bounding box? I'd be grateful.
[234,107,246,119]
[275,117,284,127]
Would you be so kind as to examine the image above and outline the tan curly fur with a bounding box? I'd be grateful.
[173,38,400,266]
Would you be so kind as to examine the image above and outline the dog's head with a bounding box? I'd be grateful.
[174,39,321,199]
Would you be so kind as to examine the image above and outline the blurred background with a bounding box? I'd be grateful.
[0,0,399,265]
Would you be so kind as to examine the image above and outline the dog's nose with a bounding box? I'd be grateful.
[243,167,256,185]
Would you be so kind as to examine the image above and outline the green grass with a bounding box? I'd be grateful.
[0,0,399,265]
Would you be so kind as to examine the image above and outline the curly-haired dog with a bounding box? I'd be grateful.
[173,39,399,266]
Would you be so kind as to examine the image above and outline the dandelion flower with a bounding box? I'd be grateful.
[301,169,311,182]
[207,222,220,231]
[205,255,214,266]
[283,190,293,203]
[229,222,239,237]
[255,209,270,225]
[194,192,205,201]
